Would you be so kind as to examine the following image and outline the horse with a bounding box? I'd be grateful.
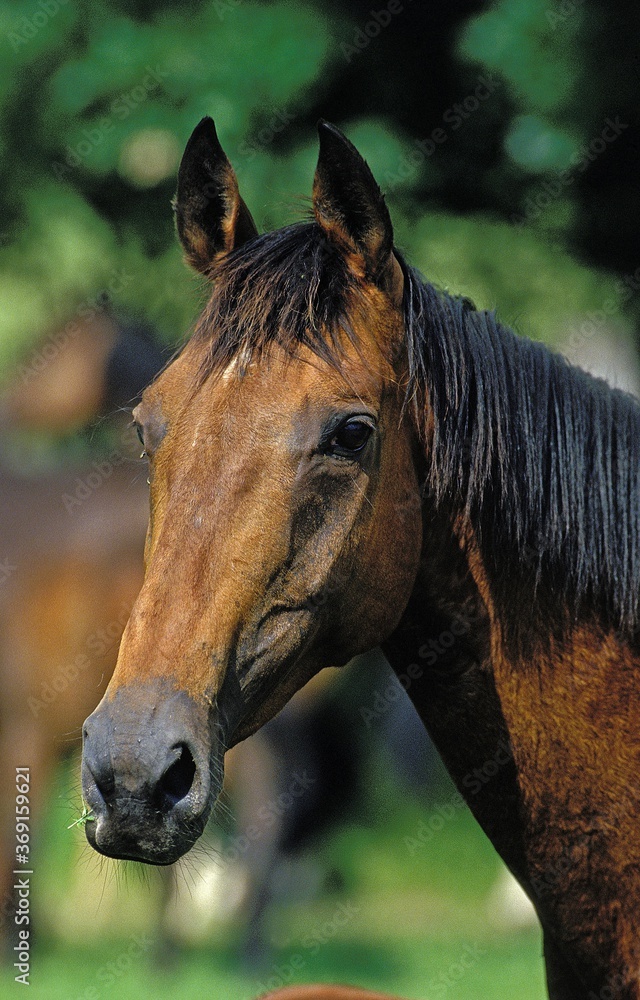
[80,117,640,1000]
[0,311,385,962]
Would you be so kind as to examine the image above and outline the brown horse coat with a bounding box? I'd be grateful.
[81,119,640,1000]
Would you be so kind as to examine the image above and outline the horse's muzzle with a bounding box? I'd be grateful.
[81,683,220,864]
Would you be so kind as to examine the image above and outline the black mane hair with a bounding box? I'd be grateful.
[195,221,640,634]
[194,223,356,373]
[402,263,640,634]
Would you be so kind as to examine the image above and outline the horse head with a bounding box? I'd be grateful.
[81,119,422,864]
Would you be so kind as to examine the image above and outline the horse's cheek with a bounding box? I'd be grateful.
[346,491,421,652]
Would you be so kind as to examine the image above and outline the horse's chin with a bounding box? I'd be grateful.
[84,806,207,866]
[231,705,275,745]
[229,661,318,745]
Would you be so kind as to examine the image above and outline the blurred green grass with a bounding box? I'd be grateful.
[0,756,546,999]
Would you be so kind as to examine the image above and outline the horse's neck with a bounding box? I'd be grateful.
[384,502,640,978]
[381,505,531,883]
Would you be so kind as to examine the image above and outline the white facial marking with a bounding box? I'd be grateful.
[219,357,240,383]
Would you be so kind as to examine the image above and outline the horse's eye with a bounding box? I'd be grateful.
[134,422,147,458]
[330,418,373,456]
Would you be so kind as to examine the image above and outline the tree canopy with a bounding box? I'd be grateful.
[1,0,637,371]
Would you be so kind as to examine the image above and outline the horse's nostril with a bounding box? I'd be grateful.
[86,752,115,804]
[157,743,197,809]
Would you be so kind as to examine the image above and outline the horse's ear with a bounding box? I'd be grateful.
[313,120,394,285]
[174,117,258,276]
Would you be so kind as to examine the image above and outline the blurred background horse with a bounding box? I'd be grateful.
[0,311,156,946]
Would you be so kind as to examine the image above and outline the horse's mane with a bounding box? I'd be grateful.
[195,221,640,634]
[402,261,640,635]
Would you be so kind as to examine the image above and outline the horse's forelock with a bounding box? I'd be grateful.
[192,222,358,382]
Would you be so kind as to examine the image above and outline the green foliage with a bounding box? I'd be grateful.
[456,0,632,246]
[393,209,626,347]
[0,0,630,376]
[458,0,587,180]
[459,0,582,123]
[0,0,333,365]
